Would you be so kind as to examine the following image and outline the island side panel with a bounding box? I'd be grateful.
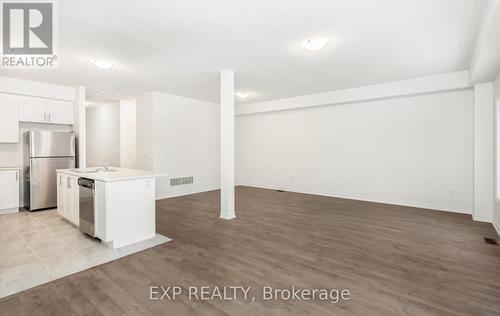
[95,180,110,242]
[106,178,156,248]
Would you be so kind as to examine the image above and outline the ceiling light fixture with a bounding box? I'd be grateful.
[236,92,251,98]
[302,37,328,52]
[92,58,114,69]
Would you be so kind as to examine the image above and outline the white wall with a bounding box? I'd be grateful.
[136,91,220,199]
[236,90,474,213]
[86,103,121,167]
[119,99,137,168]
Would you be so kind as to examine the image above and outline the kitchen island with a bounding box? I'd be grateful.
[56,167,168,249]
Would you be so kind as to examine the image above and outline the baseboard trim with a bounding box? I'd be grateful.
[220,213,236,220]
[236,183,472,215]
[493,218,500,237]
[472,215,493,223]
[0,207,19,215]
[155,186,220,200]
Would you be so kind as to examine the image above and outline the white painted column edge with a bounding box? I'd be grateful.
[75,86,86,168]
[220,69,236,220]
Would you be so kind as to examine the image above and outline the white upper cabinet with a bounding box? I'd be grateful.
[18,101,46,123]
[47,102,74,125]
[19,99,74,125]
[0,100,20,143]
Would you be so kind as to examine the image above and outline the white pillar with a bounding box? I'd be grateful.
[220,69,236,219]
[119,99,137,168]
[74,86,86,168]
[473,82,495,222]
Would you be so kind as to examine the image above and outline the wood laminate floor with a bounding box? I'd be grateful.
[0,186,499,316]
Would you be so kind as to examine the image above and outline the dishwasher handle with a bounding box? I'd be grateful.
[78,178,94,189]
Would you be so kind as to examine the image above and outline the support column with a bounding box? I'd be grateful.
[220,69,236,219]
[74,86,86,168]
[473,82,495,222]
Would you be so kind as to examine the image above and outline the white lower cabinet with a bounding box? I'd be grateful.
[0,170,20,214]
[57,172,79,226]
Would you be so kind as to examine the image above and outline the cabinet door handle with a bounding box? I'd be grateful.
[16,171,18,181]
[59,175,62,186]
[67,178,71,189]
[44,113,47,122]
[48,113,51,122]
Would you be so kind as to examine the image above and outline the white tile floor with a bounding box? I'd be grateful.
[0,209,171,298]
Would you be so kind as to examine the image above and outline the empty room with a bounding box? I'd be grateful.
[1,0,500,315]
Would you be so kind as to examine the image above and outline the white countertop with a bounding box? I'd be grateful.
[0,167,21,171]
[56,167,168,182]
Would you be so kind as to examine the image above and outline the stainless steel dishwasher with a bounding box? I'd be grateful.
[78,178,95,237]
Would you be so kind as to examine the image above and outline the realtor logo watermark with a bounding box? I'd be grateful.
[1,0,58,68]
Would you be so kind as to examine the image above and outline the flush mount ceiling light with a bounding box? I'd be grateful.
[302,37,328,52]
[91,58,114,69]
[236,92,252,98]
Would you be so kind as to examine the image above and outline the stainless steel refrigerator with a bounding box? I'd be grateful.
[24,131,76,211]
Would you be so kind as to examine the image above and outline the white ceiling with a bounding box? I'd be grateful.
[0,0,486,104]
